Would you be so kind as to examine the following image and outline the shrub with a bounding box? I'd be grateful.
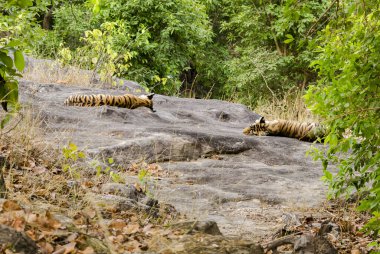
[305,0,380,241]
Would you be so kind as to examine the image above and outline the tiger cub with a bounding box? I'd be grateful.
[64,93,155,112]
[243,117,325,142]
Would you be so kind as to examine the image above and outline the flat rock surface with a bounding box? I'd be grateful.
[19,79,327,240]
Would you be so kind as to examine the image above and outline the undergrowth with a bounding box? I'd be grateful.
[0,106,181,253]
[22,57,96,87]
[254,88,317,122]
[0,107,54,168]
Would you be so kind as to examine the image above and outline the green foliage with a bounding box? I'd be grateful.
[363,211,380,239]
[58,21,134,85]
[53,3,95,50]
[44,0,212,94]
[0,0,49,50]
[61,142,86,178]
[218,0,330,106]
[305,0,380,242]
[0,41,24,128]
[224,47,293,107]
[62,142,122,182]
[137,167,153,197]
[90,156,122,183]
[3,0,34,8]
[96,0,212,93]
[28,0,333,101]
[0,0,47,128]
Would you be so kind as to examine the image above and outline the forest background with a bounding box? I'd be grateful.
[0,0,379,248]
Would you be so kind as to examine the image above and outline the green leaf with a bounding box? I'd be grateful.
[285,34,294,39]
[62,164,70,172]
[18,0,34,7]
[69,142,78,151]
[7,40,21,47]
[284,38,294,44]
[323,169,333,181]
[78,151,86,159]
[14,50,25,72]
[91,0,101,13]
[0,81,18,106]
[0,52,14,68]
[96,165,102,175]
[0,114,12,129]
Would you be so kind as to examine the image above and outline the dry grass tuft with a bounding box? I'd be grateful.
[0,106,90,214]
[21,57,97,87]
[254,88,318,122]
[0,107,55,168]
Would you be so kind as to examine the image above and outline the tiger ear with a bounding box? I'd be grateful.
[147,93,155,100]
[259,116,265,123]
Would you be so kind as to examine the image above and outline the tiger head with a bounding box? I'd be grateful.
[243,117,269,136]
[138,93,156,112]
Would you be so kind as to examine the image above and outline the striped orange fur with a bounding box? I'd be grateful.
[64,93,155,112]
[243,117,325,142]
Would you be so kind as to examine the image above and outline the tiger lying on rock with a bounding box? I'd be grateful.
[64,93,155,112]
[243,117,326,142]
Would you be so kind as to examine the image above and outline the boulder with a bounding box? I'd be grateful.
[19,80,327,239]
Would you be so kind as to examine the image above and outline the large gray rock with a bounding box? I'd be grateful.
[20,81,258,163]
[19,80,327,240]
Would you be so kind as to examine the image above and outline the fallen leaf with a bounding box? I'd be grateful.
[25,213,38,224]
[52,242,76,254]
[3,200,22,211]
[66,233,78,242]
[123,223,140,235]
[78,247,95,254]
[114,234,125,243]
[109,219,127,231]
[52,248,65,254]
[125,239,142,252]
[40,242,55,254]
[81,181,94,188]
[45,211,62,229]
[26,229,38,241]
[84,209,96,219]
[11,216,26,231]
[134,182,142,192]
[63,242,76,254]
[34,166,48,174]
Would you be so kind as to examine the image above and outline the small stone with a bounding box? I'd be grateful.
[101,183,143,201]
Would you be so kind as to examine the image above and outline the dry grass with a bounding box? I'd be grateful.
[0,107,54,168]
[0,107,88,211]
[21,57,97,87]
[0,107,181,253]
[254,88,318,123]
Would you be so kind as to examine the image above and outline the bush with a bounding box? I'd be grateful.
[43,0,212,94]
[218,0,330,105]
[305,0,380,240]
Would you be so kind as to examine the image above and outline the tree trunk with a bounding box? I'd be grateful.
[42,5,54,30]
[0,74,7,112]
[0,155,7,198]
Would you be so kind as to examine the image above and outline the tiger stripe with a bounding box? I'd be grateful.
[243,117,326,142]
[64,93,155,112]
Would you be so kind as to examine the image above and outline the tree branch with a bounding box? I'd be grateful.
[306,0,338,37]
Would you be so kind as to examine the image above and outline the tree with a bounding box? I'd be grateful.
[0,0,33,128]
[305,0,380,244]
[213,0,331,107]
